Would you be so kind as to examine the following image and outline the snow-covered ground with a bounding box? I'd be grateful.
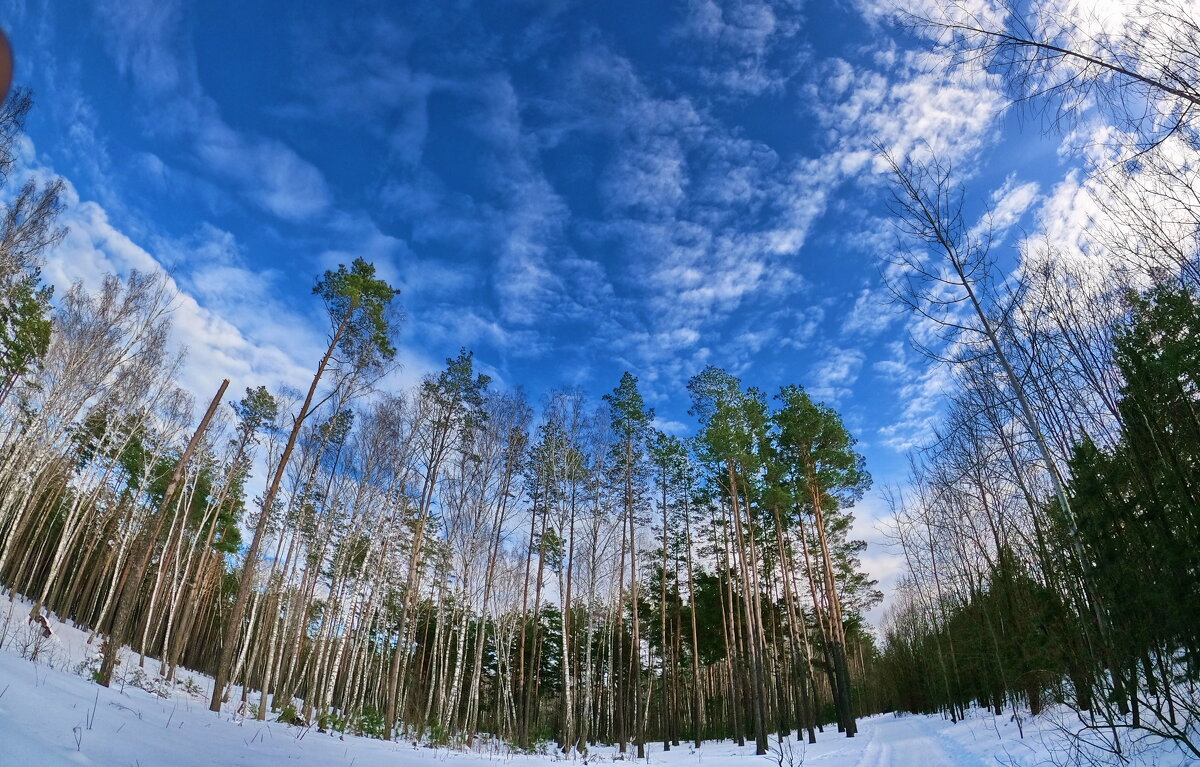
[2,595,1197,766]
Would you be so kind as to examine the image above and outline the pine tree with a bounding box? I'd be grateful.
[210,258,400,713]
[773,385,871,737]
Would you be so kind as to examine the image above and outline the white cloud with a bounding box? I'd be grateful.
[851,0,1006,34]
[1018,126,1200,295]
[43,178,317,404]
[651,417,690,436]
[807,346,865,406]
[94,0,331,221]
[808,49,1005,170]
[675,0,808,97]
[987,176,1040,232]
[873,341,953,451]
[291,16,437,166]
[548,43,832,360]
[193,118,331,220]
[434,72,606,333]
[841,287,896,337]
[601,135,689,219]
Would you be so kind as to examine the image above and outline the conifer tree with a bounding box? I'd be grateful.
[773,385,870,737]
[604,372,652,758]
[210,258,400,713]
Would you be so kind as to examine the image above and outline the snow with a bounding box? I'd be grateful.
[2,594,1198,766]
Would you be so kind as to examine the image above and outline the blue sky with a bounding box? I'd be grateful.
[2,0,1084,612]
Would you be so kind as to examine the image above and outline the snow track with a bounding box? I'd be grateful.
[847,718,987,767]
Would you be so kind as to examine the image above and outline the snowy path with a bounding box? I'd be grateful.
[0,645,996,767]
[838,717,987,767]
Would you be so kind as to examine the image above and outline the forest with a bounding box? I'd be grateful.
[1,1,1199,763]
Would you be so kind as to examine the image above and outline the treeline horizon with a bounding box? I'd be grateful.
[0,90,883,753]
[0,268,884,752]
